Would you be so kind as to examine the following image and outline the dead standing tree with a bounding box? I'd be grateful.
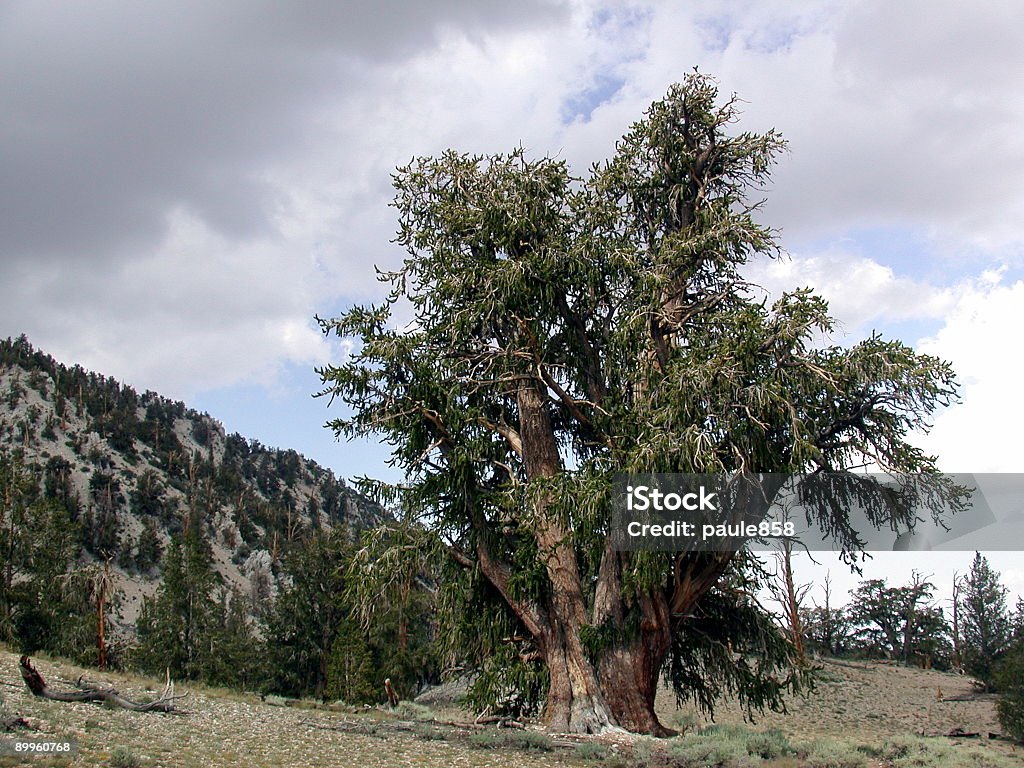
[19,656,187,713]
[768,539,812,666]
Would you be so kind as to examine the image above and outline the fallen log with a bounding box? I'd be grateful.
[19,657,188,713]
[945,728,981,738]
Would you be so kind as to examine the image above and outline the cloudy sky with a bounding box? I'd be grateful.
[3,1,1022,598]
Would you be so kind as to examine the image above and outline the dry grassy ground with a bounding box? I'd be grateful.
[0,649,1020,767]
[659,658,1003,741]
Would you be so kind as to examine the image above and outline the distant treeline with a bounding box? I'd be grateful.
[0,335,433,703]
[796,554,1024,682]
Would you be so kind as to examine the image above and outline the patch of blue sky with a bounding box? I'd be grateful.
[561,71,627,124]
[870,317,946,349]
[693,12,734,53]
[693,8,805,56]
[588,3,651,37]
[560,4,651,125]
[788,224,1003,286]
[191,361,401,488]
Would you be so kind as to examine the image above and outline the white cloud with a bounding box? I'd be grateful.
[4,0,1024,414]
[5,209,332,399]
[915,272,1024,472]
[746,250,957,340]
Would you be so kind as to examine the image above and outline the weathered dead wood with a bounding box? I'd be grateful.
[939,691,999,702]
[384,678,399,708]
[946,728,981,738]
[472,715,525,728]
[19,657,188,713]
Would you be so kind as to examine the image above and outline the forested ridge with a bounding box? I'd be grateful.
[0,334,433,701]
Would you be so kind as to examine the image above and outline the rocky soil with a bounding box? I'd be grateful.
[1,650,1020,767]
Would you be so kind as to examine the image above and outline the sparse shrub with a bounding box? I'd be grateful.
[575,741,611,761]
[668,724,756,767]
[795,738,868,768]
[410,723,447,741]
[631,735,657,762]
[467,728,553,752]
[393,701,433,721]
[744,728,792,760]
[109,746,142,768]
[666,710,701,734]
[875,734,1020,768]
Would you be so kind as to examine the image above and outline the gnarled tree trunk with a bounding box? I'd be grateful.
[515,380,675,735]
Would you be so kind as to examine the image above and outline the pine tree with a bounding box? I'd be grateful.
[135,518,163,573]
[959,552,1011,689]
[133,532,219,679]
[0,450,93,659]
[324,616,376,704]
[263,531,350,699]
[201,587,263,690]
[319,73,961,733]
[0,450,38,641]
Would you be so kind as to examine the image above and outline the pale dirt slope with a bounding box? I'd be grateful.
[1,650,1020,767]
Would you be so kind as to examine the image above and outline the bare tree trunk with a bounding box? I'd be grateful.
[776,540,808,665]
[952,571,963,671]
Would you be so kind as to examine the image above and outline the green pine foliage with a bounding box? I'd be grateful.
[202,587,265,691]
[324,615,376,704]
[263,531,352,699]
[263,528,436,702]
[0,450,99,664]
[845,574,951,668]
[960,552,1011,688]
[994,640,1024,742]
[133,533,221,679]
[134,518,163,573]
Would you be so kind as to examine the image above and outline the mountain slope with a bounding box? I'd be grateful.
[0,335,385,626]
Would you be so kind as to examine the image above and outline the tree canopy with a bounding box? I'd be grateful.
[318,72,959,735]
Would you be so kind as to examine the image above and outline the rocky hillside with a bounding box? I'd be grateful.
[0,335,385,625]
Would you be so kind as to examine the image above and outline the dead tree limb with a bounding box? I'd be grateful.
[19,657,188,713]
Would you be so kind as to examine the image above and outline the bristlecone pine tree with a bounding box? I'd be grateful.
[318,72,960,735]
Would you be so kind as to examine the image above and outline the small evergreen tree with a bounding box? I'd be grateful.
[201,587,263,690]
[135,519,163,573]
[324,616,376,703]
[959,552,1011,689]
[133,532,219,679]
[263,531,350,699]
[994,640,1024,742]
